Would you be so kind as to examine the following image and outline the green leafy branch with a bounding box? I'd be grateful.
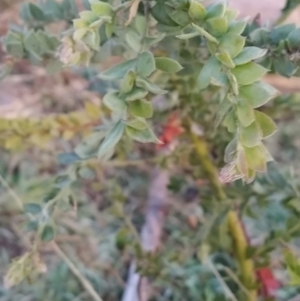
[151,0,278,183]
[19,0,80,27]
[3,27,61,72]
[246,22,300,77]
[60,0,183,162]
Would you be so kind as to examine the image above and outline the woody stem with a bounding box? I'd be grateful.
[186,119,257,301]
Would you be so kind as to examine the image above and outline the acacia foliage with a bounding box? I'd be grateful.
[1,0,300,299]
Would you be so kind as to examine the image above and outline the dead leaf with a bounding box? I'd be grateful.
[125,0,141,26]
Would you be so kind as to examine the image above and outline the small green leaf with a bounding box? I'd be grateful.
[43,188,60,203]
[90,0,113,16]
[23,31,43,56]
[73,18,88,29]
[120,71,135,94]
[57,152,81,165]
[216,51,235,68]
[75,131,105,159]
[211,72,229,87]
[155,57,183,73]
[73,28,89,41]
[227,72,239,95]
[219,33,245,58]
[54,175,71,188]
[224,138,237,163]
[245,168,256,183]
[129,99,153,118]
[125,87,148,101]
[165,6,190,26]
[206,17,228,37]
[41,225,55,242]
[254,111,277,138]
[157,24,182,33]
[100,59,136,80]
[125,29,142,52]
[28,3,45,21]
[239,82,277,108]
[245,246,258,259]
[270,24,296,45]
[126,126,161,143]
[231,62,268,86]
[136,77,167,94]
[260,143,273,162]
[223,109,236,133]
[98,121,125,159]
[236,147,248,175]
[79,10,98,23]
[224,8,238,22]
[115,227,130,250]
[228,20,247,35]
[188,0,206,20]
[4,32,22,44]
[45,0,63,18]
[240,121,262,147]
[151,2,178,26]
[192,24,219,43]
[233,47,267,65]
[250,28,270,45]
[237,98,255,127]
[82,30,100,50]
[273,56,298,77]
[284,250,300,286]
[287,28,300,49]
[105,22,114,38]
[198,56,222,89]
[144,33,166,46]
[176,32,199,40]
[5,42,24,59]
[136,51,156,77]
[24,203,42,215]
[126,118,147,130]
[20,3,33,22]
[134,15,147,36]
[206,2,226,18]
[214,97,232,129]
[78,166,96,179]
[244,144,267,172]
[103,92,126,111]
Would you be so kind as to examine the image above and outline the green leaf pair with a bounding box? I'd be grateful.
[239,111,277,148]
[20,0,78,25]
[103,92,153,118]
[5,29,60,65]
[101,52,182,80]
[126,119,161,143]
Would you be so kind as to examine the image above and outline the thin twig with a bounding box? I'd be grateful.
[51,241,104,301]
[0,173,24,210]
[207,259,239,301]
[219,264,252,298]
